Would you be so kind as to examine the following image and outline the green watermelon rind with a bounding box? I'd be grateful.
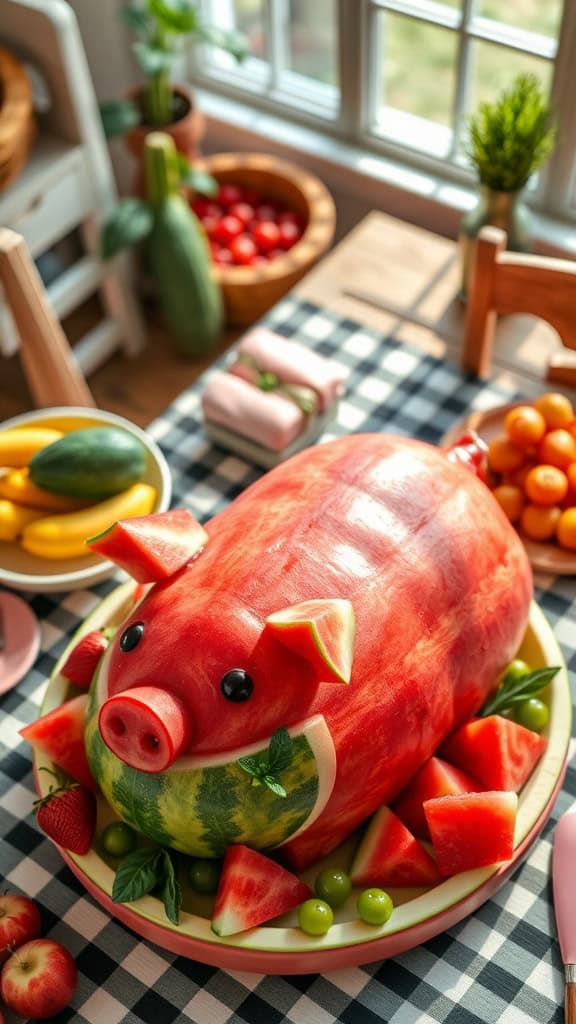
[85,652,337,857]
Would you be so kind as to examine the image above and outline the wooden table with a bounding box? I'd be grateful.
[296,210,573,399]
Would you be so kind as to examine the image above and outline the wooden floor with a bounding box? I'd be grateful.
[0,299,243,429]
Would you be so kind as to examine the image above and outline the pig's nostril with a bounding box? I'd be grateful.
[141,733,160,754]
[109,716,126,738]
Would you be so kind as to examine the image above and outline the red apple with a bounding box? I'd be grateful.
[1,939,77,1020]
[0,894,42,964]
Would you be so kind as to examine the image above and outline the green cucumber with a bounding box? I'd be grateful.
[144,132,223,356]
[29,427,148,499]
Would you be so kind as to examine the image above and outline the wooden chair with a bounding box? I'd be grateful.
[461,225,576,387]
[0,227,95,406]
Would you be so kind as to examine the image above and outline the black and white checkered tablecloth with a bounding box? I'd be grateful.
[1,296,574,1024]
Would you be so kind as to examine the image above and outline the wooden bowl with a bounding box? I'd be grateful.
[202,152,336,325]
[0,47,35,193]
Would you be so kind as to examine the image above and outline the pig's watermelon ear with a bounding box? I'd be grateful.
[86,508,208,583]
[265,598,355,684]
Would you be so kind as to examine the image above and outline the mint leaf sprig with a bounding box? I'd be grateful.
[237,727,294,798]
[480,666,560,718]
[112,846,182,924]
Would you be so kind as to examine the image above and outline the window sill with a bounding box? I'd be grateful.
[196,87,576,261]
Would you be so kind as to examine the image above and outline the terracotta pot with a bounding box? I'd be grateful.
[125,83,205,193]
[459,186,532,299]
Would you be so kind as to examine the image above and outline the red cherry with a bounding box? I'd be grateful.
[277,221,302,249]
[213,214,244,245]
[277,209,302,227]
[217,184,244,207]
[252,220,281,253]
[229,202,256,227]
[230,234,258,265]
[254,203,278,222]
[213,246,234,265]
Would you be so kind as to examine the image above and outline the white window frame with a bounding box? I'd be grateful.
[190,0,576,232]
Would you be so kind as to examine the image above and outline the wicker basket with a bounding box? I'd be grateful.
[0,47,36,194]
[202,152,336,325]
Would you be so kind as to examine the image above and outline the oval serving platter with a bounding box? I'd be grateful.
[31,582,571,974]
[443,402,576,576]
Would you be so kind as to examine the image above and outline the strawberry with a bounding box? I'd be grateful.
[34,774,97,855]
[60,630,109,687]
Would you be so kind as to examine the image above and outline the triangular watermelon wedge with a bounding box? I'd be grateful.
[211,845,313,936]
[86,509,208,583]
[265,598,355,684]
[391,756,480,839]
[350,805,441,888]
[20,694,96,791]
[439,715,547,792]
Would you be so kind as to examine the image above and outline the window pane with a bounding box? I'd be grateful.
[285,0,337,86]
[378,12,457,128]
[475,0,563,38]
[468,41,553,111]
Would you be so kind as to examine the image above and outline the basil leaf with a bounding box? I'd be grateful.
[112,847,162,904]
[268,727,293,773]
[263,777,287,798]
[99,99,141,139]
[237,756,262,777]
[177,157,218,196]
[132,41,177,76]
[121,3,150,35]
[160,852,182,925]
[101,199,154,260]
[147,0,198,34]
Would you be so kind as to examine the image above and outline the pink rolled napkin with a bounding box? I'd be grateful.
[201,328,346,452]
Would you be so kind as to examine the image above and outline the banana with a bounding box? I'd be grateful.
[21,483,158,560]
[0,428,63,467]
[0,468,90,511]
[0,499,44,542]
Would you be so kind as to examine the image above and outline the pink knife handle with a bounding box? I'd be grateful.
[553,812,576,965]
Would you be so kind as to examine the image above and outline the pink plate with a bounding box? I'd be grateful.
[32,584,572,974]
[0,591,40,695]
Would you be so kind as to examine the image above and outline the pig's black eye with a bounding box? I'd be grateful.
[221,669,254,702]
[120,622,145,652]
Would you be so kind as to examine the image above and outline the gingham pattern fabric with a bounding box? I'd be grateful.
[1,297,573,1024]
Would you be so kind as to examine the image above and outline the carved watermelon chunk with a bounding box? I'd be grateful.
[86,509,208,582]
[391,756,481,839]
[211,844,313,936]
[20,694,95,791]
[439,715,547,792]
[350,805,441,888]
[265,598,355,684]
[424,791,518,876]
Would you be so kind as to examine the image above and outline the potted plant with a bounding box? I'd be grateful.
[100,0,246,163]
[459,72,557,296]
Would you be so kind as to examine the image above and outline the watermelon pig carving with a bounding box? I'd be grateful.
[83,433,532,870]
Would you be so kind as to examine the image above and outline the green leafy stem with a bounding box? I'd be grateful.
[480,665,560,718]
[112,845,181,924]
[237,727,294,798]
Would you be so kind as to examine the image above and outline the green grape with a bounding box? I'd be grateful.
[188,858,222,895]
[503,659,531,685]
[357,888,394,926]
[514,697,549,733]
[100,821,138,857]
[297,898,334,936]
[314,867,352,908]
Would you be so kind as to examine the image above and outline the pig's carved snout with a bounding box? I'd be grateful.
[98,686,190,772]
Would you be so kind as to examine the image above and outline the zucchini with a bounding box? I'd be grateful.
[144,132,223,355]
[29,427,148,500]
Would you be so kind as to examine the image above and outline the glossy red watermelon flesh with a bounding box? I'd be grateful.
[92,433,532,868]
[391,756,481,839]
[424,791,518,875]
[439,715,547,792]
[350,805,441,888]
[211,844,313,936]
[20,694,95,791]
[87,508,208,582]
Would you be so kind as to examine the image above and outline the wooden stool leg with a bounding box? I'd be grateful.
[461,226,507,378]
[0,229,95,408]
